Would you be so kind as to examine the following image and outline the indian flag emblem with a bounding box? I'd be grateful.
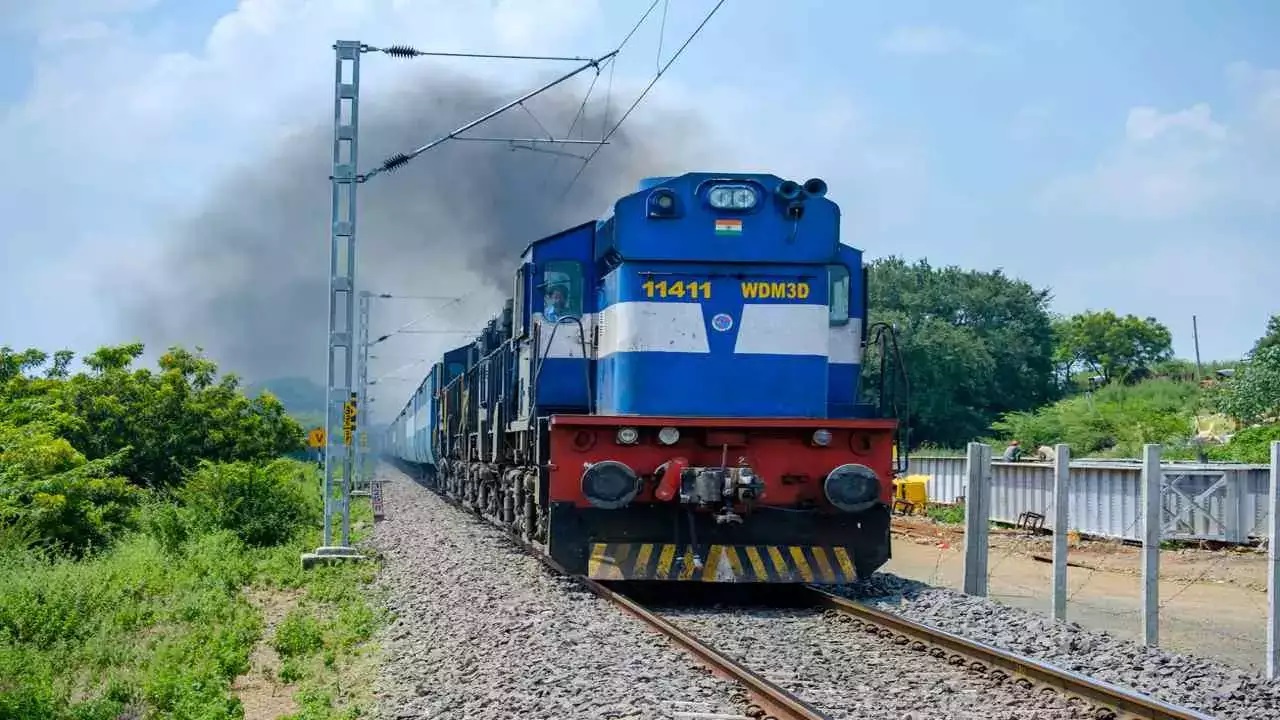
[714,218,742,236]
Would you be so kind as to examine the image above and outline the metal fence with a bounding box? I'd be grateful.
[906,455,1273,543]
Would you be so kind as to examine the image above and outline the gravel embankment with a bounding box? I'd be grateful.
[662,607,1093,720]
[837,574,1280,720]
[368,468,749,720]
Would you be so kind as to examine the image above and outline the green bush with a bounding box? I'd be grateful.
[990,378,1202,457]
[180,460,320,547]
[1213,345,1280,424]
[273,609,325,658]
[0,423,142,555]
[140,498,190,556]
[1209,423,1280,464]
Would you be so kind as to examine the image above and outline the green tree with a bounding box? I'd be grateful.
[1053,310,1173,384]
[863,257,1058,448]
[1,344,304,489]
[0,423,140,555]
[1252,314,1280,356]
[1215,345,1280,424]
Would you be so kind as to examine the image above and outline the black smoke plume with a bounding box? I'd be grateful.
[117,67,715,408]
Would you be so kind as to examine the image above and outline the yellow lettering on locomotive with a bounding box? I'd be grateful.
[642,278,712,299]
[739,281,811,300]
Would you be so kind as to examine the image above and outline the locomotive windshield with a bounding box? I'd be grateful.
[542,261,583,320]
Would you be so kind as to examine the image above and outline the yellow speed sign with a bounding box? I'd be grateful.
[307,427,326,449]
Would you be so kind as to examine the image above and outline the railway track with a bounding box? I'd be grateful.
[584,580,1217,720]
[425,480,1218,720]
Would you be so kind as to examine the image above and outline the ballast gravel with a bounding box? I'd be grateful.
[662,606,1093,720]
[837,574,1280,720]
[367,469,747,720]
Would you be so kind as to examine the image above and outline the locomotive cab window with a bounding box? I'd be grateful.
[541,261,583,322]
[828,264,850,326]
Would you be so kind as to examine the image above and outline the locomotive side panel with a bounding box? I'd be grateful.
[827,245,867,418]
[525,222,596,414]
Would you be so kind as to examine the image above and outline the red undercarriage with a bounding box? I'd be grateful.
[547,415,898,510]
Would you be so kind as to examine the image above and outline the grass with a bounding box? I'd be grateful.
[0,492,384,720]
[925,503,966,525]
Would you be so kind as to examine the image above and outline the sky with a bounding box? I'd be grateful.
[1,0,1277,420]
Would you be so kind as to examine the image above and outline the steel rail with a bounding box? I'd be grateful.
[400,475,1214,719]
[804,588,1217,720]
[426,487,828,719]
[577,577,831,720]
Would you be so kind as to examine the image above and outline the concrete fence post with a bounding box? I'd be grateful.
[1267,441,1279,679]
[963,442,992,596]
[1051,443,1071,621]
[1141,443,1162,647]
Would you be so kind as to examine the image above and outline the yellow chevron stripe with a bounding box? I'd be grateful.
[723,546,744,579]
[701,545,724,582]
[656,544,677,578]
[789,546,815,582]
[588,543,636,580]
[832,546,856,581]
[610,543,632,580]
[632,543,654,579]
[810,546,836,583]
[583,543,861,583]
[744,546,769,581]
[766,546,790,581]
[587,543,609,578]
[677,546,698,580]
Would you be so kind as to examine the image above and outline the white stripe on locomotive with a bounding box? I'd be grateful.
[535,313,597,360]
[828,317,863,365]
[596,302,710,359]
[733,304,829,356]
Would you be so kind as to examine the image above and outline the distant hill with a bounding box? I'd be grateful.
[246,376,326,428]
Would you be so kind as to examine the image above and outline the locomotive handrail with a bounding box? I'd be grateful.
[529,314,593,421]
[867,321,911,476]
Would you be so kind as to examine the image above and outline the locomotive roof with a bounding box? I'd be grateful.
[519,219,595,259]
[518,171,795,258]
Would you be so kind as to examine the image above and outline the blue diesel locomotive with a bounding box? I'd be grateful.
[385,172,907,583]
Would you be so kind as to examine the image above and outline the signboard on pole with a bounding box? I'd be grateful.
[342,393,358,445]
[307,427,326,449]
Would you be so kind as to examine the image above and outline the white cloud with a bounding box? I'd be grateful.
[879,26,997,57]
[1037,65,1280,220]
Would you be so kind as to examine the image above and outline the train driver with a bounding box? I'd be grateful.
[544,283,569,322]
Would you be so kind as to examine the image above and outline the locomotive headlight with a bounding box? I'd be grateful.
[708,184,758,210]
[823,463,881,513]
[647,189,679,217]
[812,429,832,446]
[657,426,680,445]
[581,460,640,509]
[616,426,640,445]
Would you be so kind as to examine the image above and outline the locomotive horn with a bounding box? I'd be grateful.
[775,179,803,201]
[803,177,828,198]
